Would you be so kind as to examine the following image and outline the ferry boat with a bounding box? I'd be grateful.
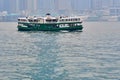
[17,13,83,31]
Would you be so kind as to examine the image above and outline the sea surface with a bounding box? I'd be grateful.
[0,22,120,80]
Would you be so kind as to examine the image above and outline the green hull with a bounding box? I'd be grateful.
[17,22,83,31]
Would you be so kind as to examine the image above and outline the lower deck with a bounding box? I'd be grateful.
[17,22,83,31]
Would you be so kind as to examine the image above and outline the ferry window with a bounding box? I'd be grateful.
[46,19,57,22]
[75,18,77,21]
[46,19,52,22]
[34,19,38,22]
[77,18,79,21]
[22,19,27,21]
[73,19,76,21]
[18,19,20,21]
[53,19,57,22]
[78,18,80,21]
[29,19,33,22]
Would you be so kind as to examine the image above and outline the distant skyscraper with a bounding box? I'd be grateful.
[3,0,10,13]
[19,0,27,11]
[0,0,19,13]
[37,0,43,12]
[54,0,58,12]
[110,0,120,7]
[56,0,72,15]
[57,0,71,10]
[91,0,102,10]
[11,0,19,13]
[43,0,55,13]
[37,0,56,15]
[110,0,120,16]
[101,0,110,9]
[0,0,4,11]
[1,0,120,16]
[26,0,37,13]
[71,0,92,14]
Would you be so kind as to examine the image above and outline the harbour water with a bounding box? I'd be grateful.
[0,22,120,80]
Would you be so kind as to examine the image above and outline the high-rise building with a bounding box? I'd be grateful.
[71,0,92,14]
[37,0,56,15]
[74,0,92,10]
[110,0,120,16]
[101,0,110,9]
[110,0,120,7]
[55,0,72,15]
[11,0,19,13]
[37,0,44,13]
[43,0,55,13]
[0,0,19,13]
[2,0,10,13]
[26,0,37,13]
[19,0,27,11]
[1,0,120,16]
[0,0,4,11]
[91,0,102,10]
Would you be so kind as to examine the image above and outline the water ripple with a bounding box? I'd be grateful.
[0,22,120,80]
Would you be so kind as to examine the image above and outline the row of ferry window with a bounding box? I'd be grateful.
[18,19,27,21]
[29,19,38,22]
[18,19,39,22]
[60,18,80,22]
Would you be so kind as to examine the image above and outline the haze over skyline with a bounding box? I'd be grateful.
[0,0,120,16]
[1,0,120,21]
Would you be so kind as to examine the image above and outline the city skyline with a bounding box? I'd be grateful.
[0,0,120,15]
[1,0,120,22]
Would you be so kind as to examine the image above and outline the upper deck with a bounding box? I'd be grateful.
[18,15,82,24]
